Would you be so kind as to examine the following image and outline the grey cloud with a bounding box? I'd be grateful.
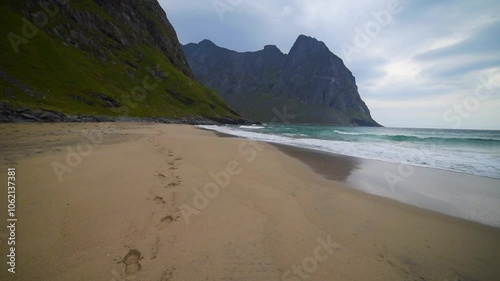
[415,21,500,61]
[426,59,500,78]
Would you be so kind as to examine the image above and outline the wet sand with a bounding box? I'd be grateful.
[274,144,500,228]
[0,123,499,281]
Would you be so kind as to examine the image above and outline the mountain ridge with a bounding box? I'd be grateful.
[183,35,380,126]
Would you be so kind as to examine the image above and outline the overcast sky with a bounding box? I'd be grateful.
[160,0,500,129]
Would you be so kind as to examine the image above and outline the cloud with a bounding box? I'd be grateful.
[415,20,500,60]
[160,0,500,129]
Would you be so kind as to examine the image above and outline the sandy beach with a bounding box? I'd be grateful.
[1,123,499,281]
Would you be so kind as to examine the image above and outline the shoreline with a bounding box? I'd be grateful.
[272,143,500,229]
[199,125,500,180]
[0,102,249,125]
[1,123,499,281]
[205,128,500,228]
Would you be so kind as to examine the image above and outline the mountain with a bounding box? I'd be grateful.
[183,35,380,126]
[0,0,240,122]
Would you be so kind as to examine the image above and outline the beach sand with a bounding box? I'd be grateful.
[0,123,499,281]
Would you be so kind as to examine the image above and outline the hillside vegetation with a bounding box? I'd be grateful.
[0,0,240,120]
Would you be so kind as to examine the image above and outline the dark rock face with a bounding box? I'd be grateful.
[29,0,194,78]
[183,35,380,126]
[96,0,194,78]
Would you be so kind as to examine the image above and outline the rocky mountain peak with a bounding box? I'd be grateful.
[182,35,380,126]
[289,35,330,56]
[198,39,217,47]
[263,45,283,54]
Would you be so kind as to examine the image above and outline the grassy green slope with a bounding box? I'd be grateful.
[0,1,240,119]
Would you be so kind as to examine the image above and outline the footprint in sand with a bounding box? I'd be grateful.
[156,215,177,230]
[156,171,174,184]
[166,182,180,188]
[153,196,166,205]
[165,175,181,188]
[123,249,142,275]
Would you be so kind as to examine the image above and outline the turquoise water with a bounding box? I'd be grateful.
[202,125,500,179]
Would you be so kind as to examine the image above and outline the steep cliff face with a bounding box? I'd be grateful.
[183,35,379,126]
[0,0,239,120]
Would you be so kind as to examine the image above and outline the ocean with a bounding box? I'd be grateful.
[199,124,500,227]
[200,124,500,179]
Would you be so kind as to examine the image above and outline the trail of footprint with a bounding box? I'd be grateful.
[156,172,181,188]
[142,142,183,264]
[145,135,168,154]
